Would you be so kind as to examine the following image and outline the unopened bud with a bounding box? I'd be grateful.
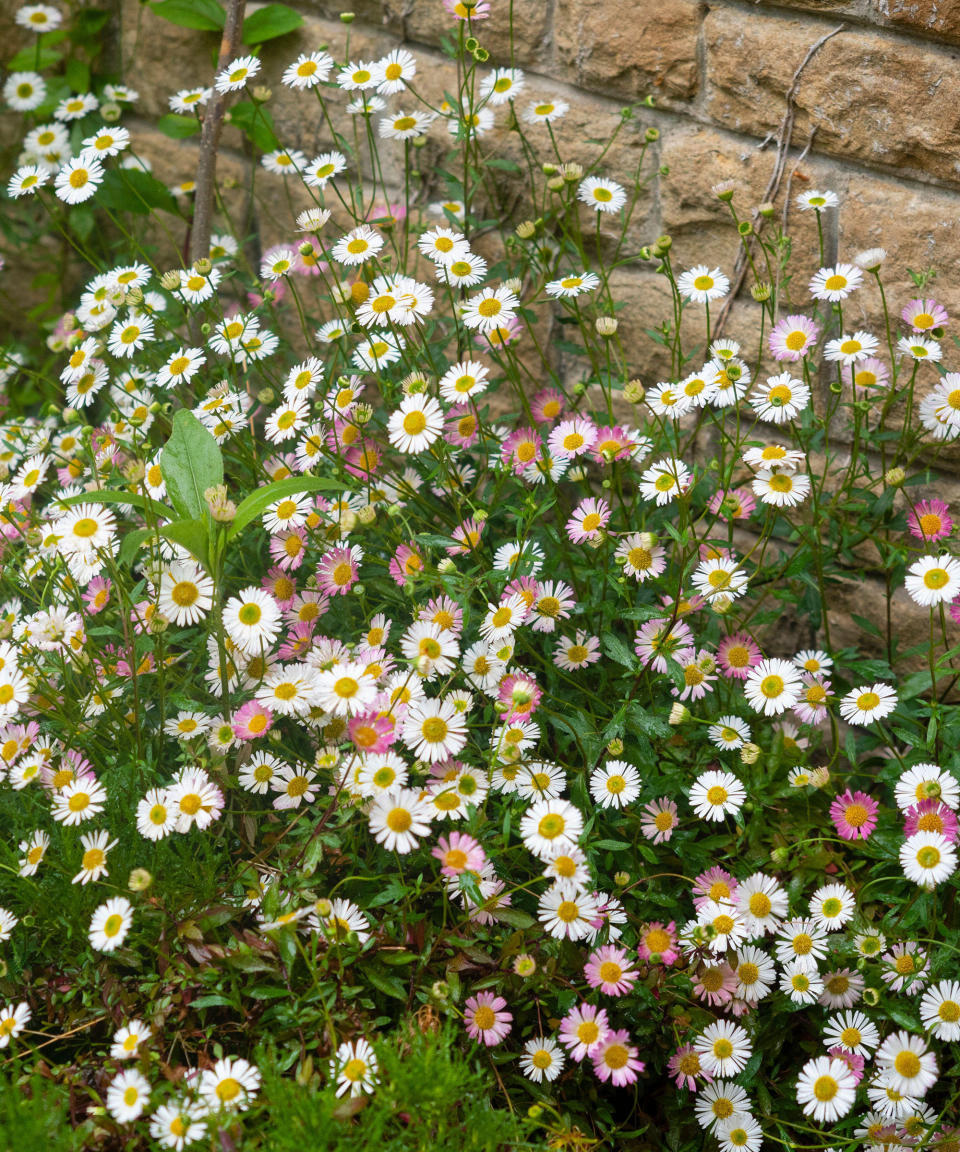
[669,703,689,726]
[128,868,152,892]
[193,257,213,275]
[256,387,276,405]
[101,102,122,122]
[251,85,272,103]
[160,270,182,291]
[712,180,735,201]
[623,379,645,404]
[607,737,623,755]
[862,987,880,1007]
[547,176,565,192]
[645,126,660,143]
[561,162,583,182]
[740,742,761,765]
[513,953,536,977]
[595,317,618,337]
[885,466,906,487]
[613,871,630,886]
[542,163,558,176]
[356,504,376,525]
[516,220,536,239]
[125,286,144,307]
[340,11,355,22]
[751,281,771,302]
[757,201,775,218]
[437,557,456,573]
[769,846,789,868]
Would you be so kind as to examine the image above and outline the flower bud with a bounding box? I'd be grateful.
[769,846,789,868]
[128,868,152,892]
[256,387,276,405]
[431,979,450,1001]
[160,270,182,291]
[547,176,565,192]
[740,742,761,765]
[101,102,122,122]
[541,163,558,176]
[340,11,355,22]
[885,466,906,487]
[516,220,536,239]
[712,180,735,201]
[356,504,376,525]
[737,220,753,236]
[862,987,880,1007]
[751,281,771,302]
[645,126,660,143]
[561,162,583,182]
[504,277,522,295]
[437,557,456,574]
[758,201,775,218]
[669,703,689,726]
[513,953,536,977]
[623,379,645,404]
[655,234,672,251]
[595,317,618,337]
[614,871,630,886]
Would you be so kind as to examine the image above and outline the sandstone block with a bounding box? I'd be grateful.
[553,0,701,102]
[401,0,552,66]
[703,7,960,187]
[876,0,960,44]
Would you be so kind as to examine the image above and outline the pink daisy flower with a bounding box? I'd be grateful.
[584,945,638,996]
[232,699,274,741]
[530,387,565,424]
[842,356,889,391]
[444,408,480,449]
[344,441,382,480]
[316,544,363,596]
[442,0,491,20]
[903,799,959,842]
[276,621,317,661]
[830,789,879,840]
[693,866,739,909]
[530,579,576,632]
[559,1003,610,1062]
[717,632,762,680]
[707,487,756,520]
[591,1029,644,1086]
[497,672,542,722]
[82,576,111,615]
[548,416,598,459]
[828,1046,865,1084]
[793,673,831,725]
[501,426,543,474]
[566,497,610,544]
[419,595,464,635]
[902,297,949,333]
[590,425,640,464]
[448,517,485,554]
[768,313,820,361]
[347,711,395,755]
[634,617,694,673]
[388,542,425,587]
[908,498,953,543]
[636,921,679,966]
[463,991,511,1046]
[261,567,298,609]
[432,831,486,877]
[503,575,540,613]
[640,797,678,843]
[692,961,738,1006]
[268,527,307,570]
[668,1044,712,1091]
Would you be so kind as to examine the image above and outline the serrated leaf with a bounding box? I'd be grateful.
[162,410,223,522]
[242,3,303,44]
[227,474,344,540]
[150,0,225,30]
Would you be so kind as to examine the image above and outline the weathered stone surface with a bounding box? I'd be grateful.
[401,0,552,66]
[876,0,960,44]
[120,0,215,119]
[553,0,701,102]
[704,7,960,187]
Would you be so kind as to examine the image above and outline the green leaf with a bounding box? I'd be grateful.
[162,410,224,522]
[56,489,176,521]
[492,907,535,930]
[96,169,179,216]
[149,0,225,31]
[227,100,280,153]
[227,475,344,540]
[119,528,153,568]
[364,966,407,1000]
[601,630,635,669]
[157,113,202,140]
[64,58,90,94]
[161,519,210,568]
[242,3,303,44]
[593,839,630,851]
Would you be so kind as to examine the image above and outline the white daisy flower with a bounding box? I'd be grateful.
[905,554,960,607]
[678,265,730,303]
[796,1056,857,1121]
[900,831,957,889]
[215,54,261,93]
[89,895,133,952]
[577,176,627,213]
[368,787,433,853]
[838,683,897,726]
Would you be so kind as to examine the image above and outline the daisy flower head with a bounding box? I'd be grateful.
[820,967,864,1009]
[615,532,666,582]
[331,224,384,266]
[694,1080,752,1131]
[520,797,584,859]
[638,457,691,505]
[106,1068,151,1123]
[708,715,751,751]
[797,189,839,211]
[695,1021,752,1077]
[461,285,519,334]
[215,54,261,93]
[796,1055,857,1122]
[900,831,957,889]
[523,96,569,124]
[899,334,942,362]
[689,769,746,821]
[768,314,821,361]
[920,980,960,1041]
[592,1029,644,1087]
[775,916,829,970]
[905,553,960,606]
[559,1003,609,1062]
[282,50,334,89]
[5,71,46,112]
[368,787,432,853]
[546,270,600,298]
[17,5,63,31]
[744,657,802,716]
[692,557,749,602]
[520,1036,565,1083]
[199,1056,261,1112]
[387,395,444,454]
[464,991,511,1046]
[668,1044,711,1091]
[839,683,897,726]
[640,797,678,844]
[8,164,49,197]
[809,882,856,931]
[577,176,627,213]
[589,760,641,809]
[751,372,811,423]
[332,1038,378,1097]
[810,263,863,301]
[830,789,878,840]
[402,697,468,762]
[538,883,601,941]
[881,942,928,993]
[0,1000,30,1049]
[158,561,214,626]
[907,498,953,543]
[824,330,880,365]
[54,154,105,204]
[566,496,610,543]
[903,798,958,840]
[896,762,960,810]
[752,466,811,508]
[716,1115,764,1152]
[903,297,948,333]
[677,265,730,304]
[876,1031,938,1097]
[554,631,601,670]
[223,587,281,654]
[823,1009,879,1054]
[89,895,133,952]
[735,872,787,936]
